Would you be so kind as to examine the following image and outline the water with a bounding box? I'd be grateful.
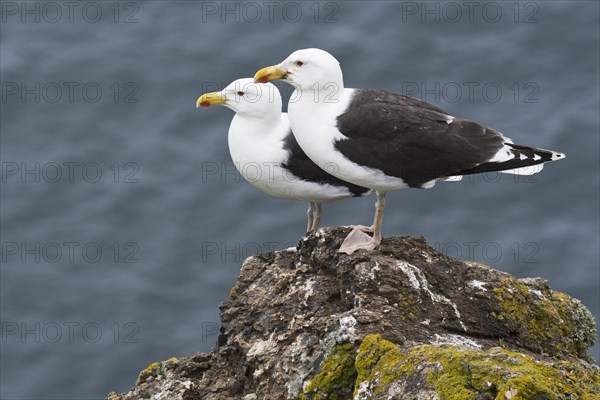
[1,2,598,398]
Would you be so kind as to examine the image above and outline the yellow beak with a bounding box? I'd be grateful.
[196,92,227,108]
[254,65,288,83]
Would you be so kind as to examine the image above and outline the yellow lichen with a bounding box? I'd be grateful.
[135,357,179,385]
[494,279,574,355]
[355,334,396,383]
[353,334,600,400]
[492,279,595,358]
[397,292,418,320]
[299,342,357,400]
[106,392,120,400]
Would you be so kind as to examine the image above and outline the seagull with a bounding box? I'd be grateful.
[196,78,371,232]
[254,48,566,253]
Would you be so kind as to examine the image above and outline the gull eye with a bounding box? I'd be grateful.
[295,61,304,67]
[237,91,245,96]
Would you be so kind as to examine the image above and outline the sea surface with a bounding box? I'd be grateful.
[1,1,599,398]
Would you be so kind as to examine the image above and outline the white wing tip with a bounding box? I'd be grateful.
[551,152,566,161]
[443,175,463,182]
[500,164,544,175]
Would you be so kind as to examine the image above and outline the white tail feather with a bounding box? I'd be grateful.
[499,164,544,175]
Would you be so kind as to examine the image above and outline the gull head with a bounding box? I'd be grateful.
[197,78,282,118]
[254,48,343,90]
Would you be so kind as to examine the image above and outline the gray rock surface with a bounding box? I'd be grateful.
[108,227,598,400]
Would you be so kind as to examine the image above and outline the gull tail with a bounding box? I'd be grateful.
[452,143,565,177]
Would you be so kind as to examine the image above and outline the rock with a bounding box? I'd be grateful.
[107,227,599,400]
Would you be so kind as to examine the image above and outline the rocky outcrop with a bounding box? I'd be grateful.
[107,228,598,400]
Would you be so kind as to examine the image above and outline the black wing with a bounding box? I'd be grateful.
[343,89,446,115]
[335,89,552,188]
[281,130,370,196]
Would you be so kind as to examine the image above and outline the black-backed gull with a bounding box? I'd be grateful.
[197,78,371,232]
[254,49,565,253]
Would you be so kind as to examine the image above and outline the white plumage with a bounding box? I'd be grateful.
[254,48,565,253]
[197,78,370,232]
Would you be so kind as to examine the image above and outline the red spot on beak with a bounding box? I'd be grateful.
[256,76,269,84]
[199,101,210,107]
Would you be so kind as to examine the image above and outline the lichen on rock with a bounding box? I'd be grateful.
[135,357,179,385]
[107,227,598,400]
[298,342,357,400]
[492,278,596,358]
[353,334,600,400]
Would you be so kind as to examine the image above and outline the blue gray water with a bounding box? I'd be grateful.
[1,1,598,398]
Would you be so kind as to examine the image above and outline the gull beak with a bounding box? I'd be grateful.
[254,65,288,83]
[196,92,227,108]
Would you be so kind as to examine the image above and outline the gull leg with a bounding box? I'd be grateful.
[312,203,323,230]
[306,202,316,232]
[339,191,386,254]
[371,191,386,245]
